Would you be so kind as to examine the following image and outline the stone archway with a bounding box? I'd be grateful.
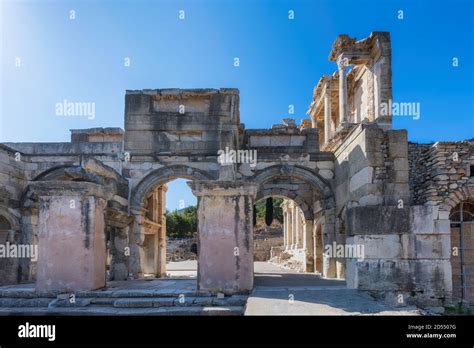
[130,165,215,211]
[127,165,215,279]
[32,165,79,181]
[255,190,313,221]
[252,165,335,276]
[252,164,334,203]
[439,185,474,216]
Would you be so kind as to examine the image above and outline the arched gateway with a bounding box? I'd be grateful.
[1,32,470,308]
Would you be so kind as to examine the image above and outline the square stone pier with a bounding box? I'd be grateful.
[188,181,258,294]
[30,181,107,292]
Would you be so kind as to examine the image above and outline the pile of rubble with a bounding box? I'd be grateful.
[166,238,198,262]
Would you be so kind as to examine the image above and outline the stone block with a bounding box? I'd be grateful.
[414,234,451,259]
[316,161,334,170]
[350,234,403,259]
[319,169,334,179]
[346,206,411,235]
[393,158,409,171]
[348,259,452,295]
[270,136,291,146]
[433,219,450,233]
[438,210,450,220]
[289,135,305,146]
[358,194,383,206]
[249,136,270,147]
[410,205,435,234]
[392,170,409,183]
[349,167,373,193]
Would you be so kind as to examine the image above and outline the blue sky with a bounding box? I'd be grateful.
[1,0,473,210]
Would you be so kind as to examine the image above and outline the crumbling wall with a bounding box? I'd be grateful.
[408,141,473,205]
[166,238,198,262]
[253,225,284,261]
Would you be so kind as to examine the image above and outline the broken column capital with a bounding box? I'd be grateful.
[336,55,349,70]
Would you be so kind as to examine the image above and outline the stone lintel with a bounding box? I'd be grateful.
[125,88,239,97]
[188,180,258,197]
[28,181,106,199]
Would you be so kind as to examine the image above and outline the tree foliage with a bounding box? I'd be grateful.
[253,205,257,226]
[265,197,273,226]
[255,197,283,225]
[166,206,197,239]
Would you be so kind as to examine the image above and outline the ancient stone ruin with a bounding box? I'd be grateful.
[0,31,473,309]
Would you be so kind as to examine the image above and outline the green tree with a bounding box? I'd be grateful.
[253,205,257,226]
[265,197,273,226]
[254,197,284,225]
[166,205,197,239]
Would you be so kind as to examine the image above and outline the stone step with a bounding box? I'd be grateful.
[0,306,244,316]
[112,296,247,308]
[0,288,216,299]
[0,295,247,309]
[0,298,52,307]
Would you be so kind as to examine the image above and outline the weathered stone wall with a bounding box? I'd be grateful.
[0,145,26,284]
[0,129,129,285]
[345,204,452,306]
[124,89,240,157]
[408,141,473,205]
[333,125,410,214]
[331,120,458,307]
[245,126,319,157]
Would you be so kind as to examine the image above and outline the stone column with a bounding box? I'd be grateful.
[287,204,293,250]
[188,181,257,293]
[109,225,130,281]
[156,185,167,278]
[298,213,304,249]
[337,56,348,127]
[32,181,107,292]
[322,222,337,278]
[304,219,314,272]
[324,81,332,144]
[282,203,288,249]
[292,205,298,249]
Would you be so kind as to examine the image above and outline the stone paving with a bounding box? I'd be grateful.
[0,275,245,316]
[0,262,425,315]
[165,261,198,278]
[245,262,424,316]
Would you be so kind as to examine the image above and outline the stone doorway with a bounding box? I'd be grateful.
[164,178,198,279]
[133,177,199,281]
[252,197,285,265]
